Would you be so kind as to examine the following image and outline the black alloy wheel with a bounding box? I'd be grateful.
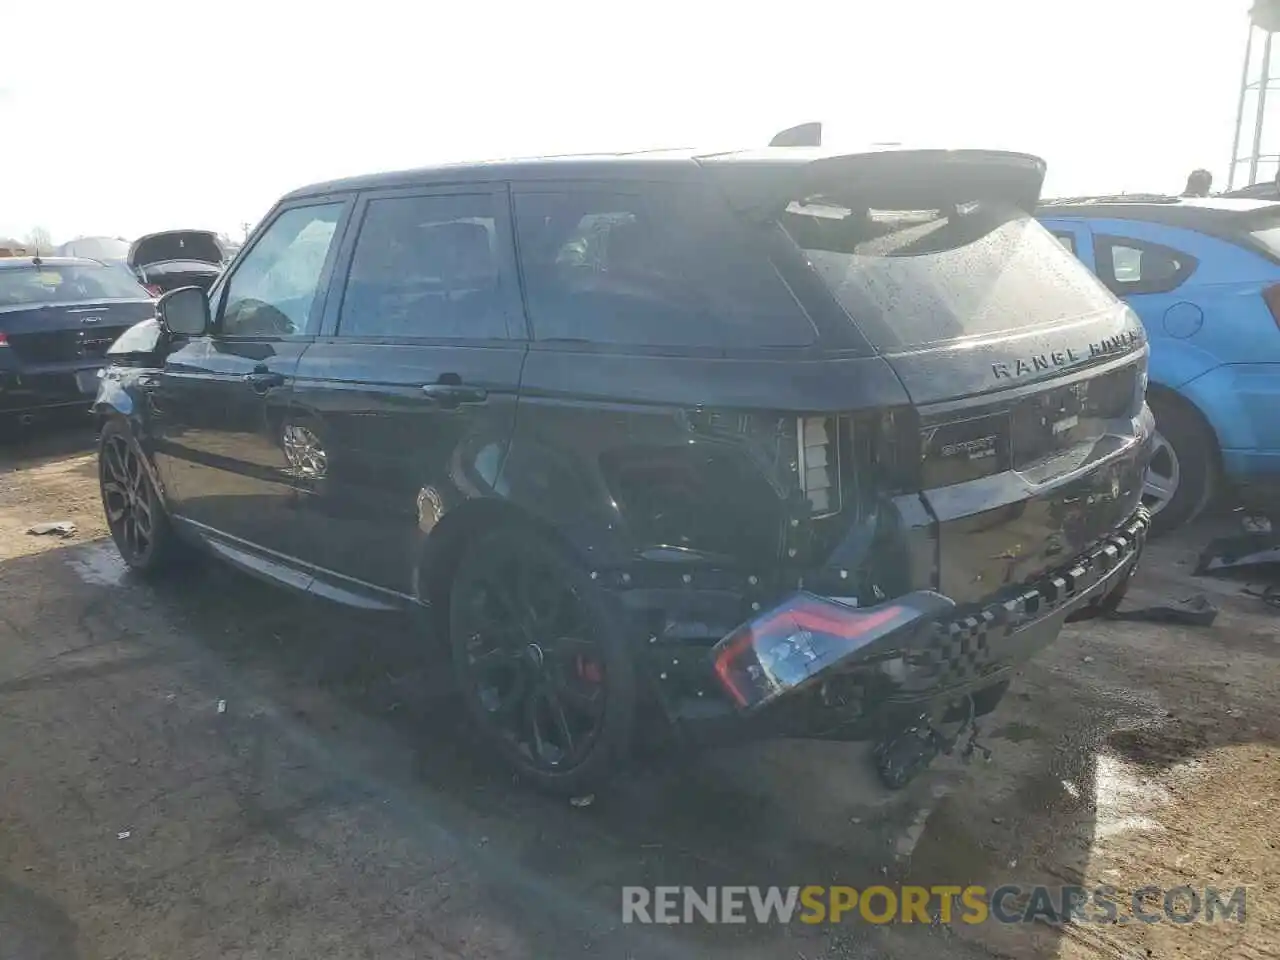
[99,420,180,572]
[449,527,635,794]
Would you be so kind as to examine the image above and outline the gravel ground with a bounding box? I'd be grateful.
[1,424,1277,960]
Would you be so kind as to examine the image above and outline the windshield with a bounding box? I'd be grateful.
[0,263,151,307]
[780,199,1117,351]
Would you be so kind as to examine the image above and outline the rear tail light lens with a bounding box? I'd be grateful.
[0,332,8,347]
[1263,284,1280,329]
[710,590,952,711]
[798,416,841,516]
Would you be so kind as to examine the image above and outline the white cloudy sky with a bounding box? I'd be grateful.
[0,0,1262,243]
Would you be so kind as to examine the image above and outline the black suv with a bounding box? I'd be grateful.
[95,145,1153,794]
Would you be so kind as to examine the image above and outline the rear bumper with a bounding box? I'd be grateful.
[689,506,1149,744]
[0,364,103,414]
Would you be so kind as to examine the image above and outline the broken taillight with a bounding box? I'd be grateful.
[710,590,952,711]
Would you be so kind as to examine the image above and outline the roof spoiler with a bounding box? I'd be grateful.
[706,148,1048,219]
[769,122,822,148]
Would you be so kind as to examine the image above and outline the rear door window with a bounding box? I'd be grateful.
[1093,236,1195,295]
[779,200,1116,352]
[512,185,815,349]
[337,192,508,340]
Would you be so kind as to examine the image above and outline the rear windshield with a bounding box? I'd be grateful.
[779,199,1117,351]
[0,264,150,307]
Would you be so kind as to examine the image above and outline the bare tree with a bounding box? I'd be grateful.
[24,226,53,253]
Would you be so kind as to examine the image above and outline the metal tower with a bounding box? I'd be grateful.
[1229,1,1280,189]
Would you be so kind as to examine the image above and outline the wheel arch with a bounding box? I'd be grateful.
[415,496,600,635]
[1146,381,1223,473]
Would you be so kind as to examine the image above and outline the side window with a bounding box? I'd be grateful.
[337,193,507,340]
[512,186,815,349]
[220,204,343,337]
[1052,232,1076,255]
[1095,236,1195,295]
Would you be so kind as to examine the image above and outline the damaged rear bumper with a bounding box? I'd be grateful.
[690,506,1149,744]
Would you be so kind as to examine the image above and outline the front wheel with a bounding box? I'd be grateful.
[98,419,184,573]
[1142,393,1217,536]
[448,526,636,795]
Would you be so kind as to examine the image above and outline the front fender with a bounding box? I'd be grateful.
[91,370,136,422]
[91,366,171,503]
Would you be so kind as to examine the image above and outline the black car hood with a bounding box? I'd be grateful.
[128,231,224,269]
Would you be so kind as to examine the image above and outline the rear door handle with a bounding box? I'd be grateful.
[244,370,285,393]
[421,383,488,406]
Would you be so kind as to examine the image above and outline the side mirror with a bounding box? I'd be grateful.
[157,286,210,336]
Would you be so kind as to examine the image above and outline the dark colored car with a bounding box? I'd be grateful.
[0,257,155,424]
[94,146,1153,795]
[128,230,225,296]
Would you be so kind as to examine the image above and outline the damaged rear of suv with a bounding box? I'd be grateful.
[491,144,1150,792]
[98,141,1152,797]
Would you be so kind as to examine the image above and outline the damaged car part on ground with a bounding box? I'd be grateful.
[92,140,1154,796]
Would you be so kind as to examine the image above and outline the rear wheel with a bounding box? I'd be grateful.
[448,526,636,795]
[1143,393,1216,536]
[98,420,184,573]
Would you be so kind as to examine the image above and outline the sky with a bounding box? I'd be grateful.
[0,0,1263,244]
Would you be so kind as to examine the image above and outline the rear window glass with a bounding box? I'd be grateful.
[779,200,1116,352]
[0,264,150,307]
[514,185,816,349]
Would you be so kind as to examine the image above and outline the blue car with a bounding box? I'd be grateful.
[1039,196,1280,532]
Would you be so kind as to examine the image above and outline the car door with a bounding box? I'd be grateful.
[152,199,351,561]
[1039,218,1096,269]
[284,184,527,598]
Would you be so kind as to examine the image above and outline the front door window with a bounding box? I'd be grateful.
[219,204,344,337]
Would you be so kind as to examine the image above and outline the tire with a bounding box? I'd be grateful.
[448,525,636,795]
[1143,392,1217,537]
[98,419,185,574]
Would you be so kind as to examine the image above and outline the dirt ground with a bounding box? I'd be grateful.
[1,423,1278,960]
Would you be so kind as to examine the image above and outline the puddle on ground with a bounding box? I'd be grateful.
[1093,751,1171,839]
[65,542,129,587]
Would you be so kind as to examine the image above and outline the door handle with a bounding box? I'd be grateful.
[244,370,285,393]
[421,382,488,406]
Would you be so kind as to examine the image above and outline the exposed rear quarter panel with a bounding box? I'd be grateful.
[500,348,908,572]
